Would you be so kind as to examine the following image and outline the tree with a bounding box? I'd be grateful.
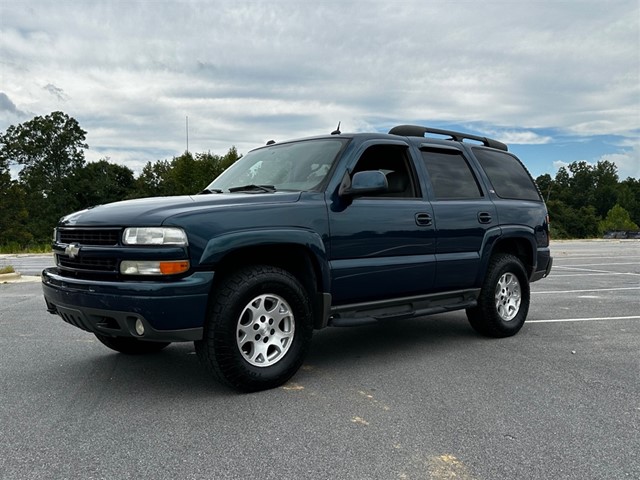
[598,204,639,234]
[0,159,31,246]
[0,111,87,192]
[0,111,88,242]
[592,160,619,218]
[72,159,135,208]
[132,159,172,198]
[131,146,241,198]
[618,178,640,226]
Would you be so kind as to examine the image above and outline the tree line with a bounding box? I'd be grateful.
[1,111,638,250]
[0,111,239,249]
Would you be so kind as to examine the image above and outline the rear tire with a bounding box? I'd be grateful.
[195,265,313,392]
[94,334,171,354]
[466,253,530,338]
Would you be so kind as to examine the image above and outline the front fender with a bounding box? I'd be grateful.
[198,228,331,292]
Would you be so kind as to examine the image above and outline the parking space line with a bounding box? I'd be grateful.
[532,286,640,294]
[551,273,640,277]
[553,255,640,259]
[528,316,640,323]
[552,266,640,276]
[555,262,640,267]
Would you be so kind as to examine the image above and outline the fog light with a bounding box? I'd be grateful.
[135,318,145,336]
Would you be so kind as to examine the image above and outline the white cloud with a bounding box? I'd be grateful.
[0,0,638,175]
[553,160,570,172]
[600,145,640,180]
[551,142,639,180]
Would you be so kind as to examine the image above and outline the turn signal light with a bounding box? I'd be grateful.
[159,261,190,275]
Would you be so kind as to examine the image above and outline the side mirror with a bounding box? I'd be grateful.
[339,170,388,197]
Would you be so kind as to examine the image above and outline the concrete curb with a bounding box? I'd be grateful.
[0,272,41,283]
[0,272,21,281]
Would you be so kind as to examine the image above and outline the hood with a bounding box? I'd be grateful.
[59,192,302,227]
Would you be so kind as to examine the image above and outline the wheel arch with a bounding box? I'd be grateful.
[488,230,537,278]
[200,229,331,329]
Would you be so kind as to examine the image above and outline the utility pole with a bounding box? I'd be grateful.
[186,116,189,154]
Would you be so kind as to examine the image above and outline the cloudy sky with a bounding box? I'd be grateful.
[1,0,639,179]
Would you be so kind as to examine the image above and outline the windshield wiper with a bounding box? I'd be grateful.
[228,184,276,193]
[198,188,223,194]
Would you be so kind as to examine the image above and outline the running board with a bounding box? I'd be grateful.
[328,289,479,328]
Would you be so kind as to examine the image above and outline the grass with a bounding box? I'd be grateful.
[0,265,16,274]
[0,243,51,254]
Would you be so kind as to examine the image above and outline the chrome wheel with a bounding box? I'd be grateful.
[236,294,295,367]
[494,272,521,321]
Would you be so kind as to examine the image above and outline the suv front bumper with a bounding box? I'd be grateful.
[42,268,214,342]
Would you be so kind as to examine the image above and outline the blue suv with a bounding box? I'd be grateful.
[43,125,552,391]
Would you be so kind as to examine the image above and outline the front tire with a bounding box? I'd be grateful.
[94,334,171,354]
[466,253,530,338]
[195,265,313,392]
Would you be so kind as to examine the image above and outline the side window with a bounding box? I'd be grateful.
[352,144,419,198]
[472,148,541,201]
[421,148,482,199]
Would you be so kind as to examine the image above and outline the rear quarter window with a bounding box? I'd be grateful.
[472,148,542,201]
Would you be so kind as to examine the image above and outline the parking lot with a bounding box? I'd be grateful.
[1,240,638,479]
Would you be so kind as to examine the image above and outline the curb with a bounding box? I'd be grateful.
[0,272,22,281]
[0,273,40,283]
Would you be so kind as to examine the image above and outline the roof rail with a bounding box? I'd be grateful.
[388,125,508,151]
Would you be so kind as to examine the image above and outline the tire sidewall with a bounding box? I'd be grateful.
[486,255,530,335]
[211,267,313,390]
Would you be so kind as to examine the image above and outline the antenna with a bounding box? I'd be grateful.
[186,116,189,154]
[331,121,341,135]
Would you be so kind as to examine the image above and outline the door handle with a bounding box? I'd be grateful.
[477,212,492,224]
[415,213,433,226]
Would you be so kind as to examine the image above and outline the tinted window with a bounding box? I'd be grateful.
[421,149,482,199]
[353,144,419,198]
[473,148,541,201]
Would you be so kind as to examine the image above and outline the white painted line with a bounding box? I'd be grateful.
[553,256,640,260]
[555,262,640,267]
[528,316,640,323]
[533,287,640,294]
[550,273,640,277]
[551,266,640,276]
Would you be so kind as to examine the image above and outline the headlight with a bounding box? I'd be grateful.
[120,260,190,275]
[122,227,188,246]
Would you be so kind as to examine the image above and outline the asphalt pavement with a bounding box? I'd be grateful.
[1,240,638,479]
[0,253,54,277]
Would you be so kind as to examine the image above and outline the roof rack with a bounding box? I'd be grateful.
[388,125,508,151]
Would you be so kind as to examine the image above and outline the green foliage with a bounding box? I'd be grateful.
[537,159,639,238]
[546,200,599,239]
[0,243,51,254]
[0,111,243,251]
[72,159,135,208]
[1,111,639,251]
[598,204,639,234]
[618,178,640,226]
[0,265,16,274]
[0,111,88,243]
[132,147,240,198]
[0,146,32,246]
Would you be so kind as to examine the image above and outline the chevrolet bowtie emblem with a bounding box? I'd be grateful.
[65,243,81,259]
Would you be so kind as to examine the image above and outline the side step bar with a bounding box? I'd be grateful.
[327,289,480,328]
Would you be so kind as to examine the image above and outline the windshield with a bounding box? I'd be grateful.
[205,138,347,192]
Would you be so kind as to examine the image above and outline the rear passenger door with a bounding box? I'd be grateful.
[419,145,498,289]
